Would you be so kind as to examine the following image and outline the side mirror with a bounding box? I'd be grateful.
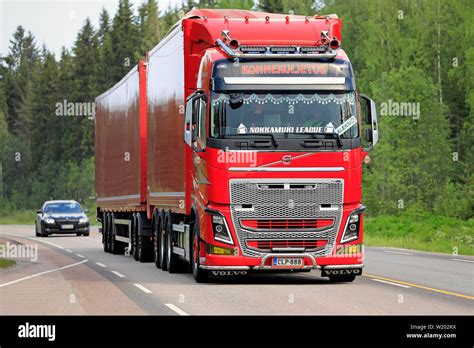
[184,98,193,147]
[36,210,42,214]
[366,128,373,142]
[359,94,379,150]
[184,92,205,153]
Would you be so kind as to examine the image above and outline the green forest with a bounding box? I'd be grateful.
[0,0,472,253]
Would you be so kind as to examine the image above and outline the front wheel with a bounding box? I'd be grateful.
[41,223,48,237]
[328,275,356,283]
[35,224,40,237]
[191,221,208,283]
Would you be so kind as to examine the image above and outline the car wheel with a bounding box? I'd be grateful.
[35,224,40,237]
[191,220,208,283]
[83,231,90,237]
[41,223,48,237]
[76,233,82,236]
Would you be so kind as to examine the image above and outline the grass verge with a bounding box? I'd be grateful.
[364,213,473,256]
[0,258,16,269]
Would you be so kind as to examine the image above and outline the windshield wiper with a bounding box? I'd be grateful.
[310,132,343,147]
[225,133,279,148]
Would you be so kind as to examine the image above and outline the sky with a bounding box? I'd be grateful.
[0,0,183,58]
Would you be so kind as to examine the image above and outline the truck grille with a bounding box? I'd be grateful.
[240,218,333,231]
[229,179,343,257]
[247,239,328,252]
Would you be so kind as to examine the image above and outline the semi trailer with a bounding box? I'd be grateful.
[95,9,379,282]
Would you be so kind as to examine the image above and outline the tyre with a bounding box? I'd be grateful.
[166,215,181,274]
[132,214,139,261]
[159,215,168,271]
[107,213,113,253]
[328,275,356,283]
[103,213,109,253]
[191,220,208,283]
[41,223,48,237]
[35,224,40,237]
[76,233,82,236]
[153,214,161,269]
[137,213,153,262]
[83,231,90,237]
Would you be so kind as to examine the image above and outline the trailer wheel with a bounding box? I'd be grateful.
[102,213,109,253]
[137,213,153,262]
[110,214,126,255]
[132,214,139,261]
[191,220,208,283]
[153,215,161,269]
[328,275,356,283]
[159,216,168,271]
[166,216,181,273]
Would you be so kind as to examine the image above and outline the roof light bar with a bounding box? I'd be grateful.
[216,39,338,60]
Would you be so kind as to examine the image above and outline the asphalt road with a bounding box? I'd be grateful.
[1,225,473,315]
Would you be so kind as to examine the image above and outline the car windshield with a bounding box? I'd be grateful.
[44,202,83,214]
[210,91,358,139]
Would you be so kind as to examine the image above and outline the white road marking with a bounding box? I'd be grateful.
[451,258,474,263]
[165,303,190,316]
[384,250,412,255]
[0,259,88,288]
[65,249,72,253]
[133,283,152,294]
[372,278,411,288]
[111,271,125,278]
[95,262,107,268]
[28,237,64,250]
[76,254,85,258]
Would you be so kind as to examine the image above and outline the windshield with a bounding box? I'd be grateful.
[44,202,83,214]
[210,92,358,139]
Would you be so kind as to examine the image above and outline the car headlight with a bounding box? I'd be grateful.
[45,218,55,224]
[79,217,88,224]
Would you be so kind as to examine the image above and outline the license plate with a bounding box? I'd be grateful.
[272,257,304,268]
[61,224,74,229]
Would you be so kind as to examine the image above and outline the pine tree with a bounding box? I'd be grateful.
[138,0,160,57]
[97,8,111,46]
[72,18,99,160]
[109,0,139,83]
[259,0,284,13]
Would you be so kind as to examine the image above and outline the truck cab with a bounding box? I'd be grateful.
[181,10,378,282]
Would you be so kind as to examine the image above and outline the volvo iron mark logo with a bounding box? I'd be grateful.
[282,155,292,165]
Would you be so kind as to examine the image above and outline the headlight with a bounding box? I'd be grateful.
[206,209,234,245]
[79,217,88,224]
[45,218,55,224]
[341,206,366,244]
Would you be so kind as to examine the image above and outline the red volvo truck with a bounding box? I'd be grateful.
[95,9,379,282]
